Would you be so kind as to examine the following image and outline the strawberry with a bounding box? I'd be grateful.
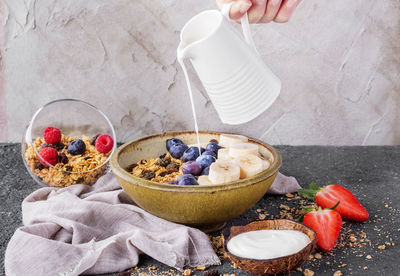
[43,127,61,145]
[298,183,369,222]
[301,202,342,252]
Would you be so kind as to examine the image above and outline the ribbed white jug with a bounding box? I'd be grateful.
[177,4,281,125]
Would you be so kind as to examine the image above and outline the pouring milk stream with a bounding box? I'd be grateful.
[177,3,281,153]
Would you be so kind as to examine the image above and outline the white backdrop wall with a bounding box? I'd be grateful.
[0,0,399,144]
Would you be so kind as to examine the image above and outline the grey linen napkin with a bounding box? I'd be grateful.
[5,171,299,276]
[5,173,221,276]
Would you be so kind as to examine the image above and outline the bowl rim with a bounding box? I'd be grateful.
[23,98,117,174]
[223,219,317,263]
[110,130,282,192]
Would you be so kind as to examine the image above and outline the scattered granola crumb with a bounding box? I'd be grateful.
[333,271,343,276]
[314,253,322,259]
[183,269,192,276]
[378,245,386,250]
[196,266,206,271]
[222,274,237,276]
[304,268,315,276]
[363,266,368,270]
[348,233,357,243]
[148,266,157,271]
[296,267,303,272]
[279,204,290,211]
[308,254,314,260]
[258,213,267,220]
[285,193,294,198]
[366,255,372,259]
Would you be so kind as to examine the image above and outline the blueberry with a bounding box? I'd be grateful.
[202,150,217,158]
[196,154,216,169]
[182,146,205,162]
[205,142,221,155]
[201,166,210,176]
[177,174,198,186]
[166,138,184,151]
[182,161,202,176]
[167,180,178,185]
[68,139,86,155]
[169,143,188,159]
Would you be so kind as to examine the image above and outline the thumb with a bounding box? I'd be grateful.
[217,0,252,21]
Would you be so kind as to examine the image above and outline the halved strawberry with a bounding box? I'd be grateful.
[299,183,369,222]
[301,202,342,252]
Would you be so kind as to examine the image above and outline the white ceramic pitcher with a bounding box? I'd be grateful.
[177,4,281,125]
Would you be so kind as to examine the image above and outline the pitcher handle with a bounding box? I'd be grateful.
[221,2,260,56]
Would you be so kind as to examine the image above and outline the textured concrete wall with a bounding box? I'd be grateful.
[1,0,399,144]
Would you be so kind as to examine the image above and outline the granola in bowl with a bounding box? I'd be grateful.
[24,132,114,187]
[128,153,184,183]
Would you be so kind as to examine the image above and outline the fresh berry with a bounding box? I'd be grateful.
[206,142,221,155]
[68,139,86,155]
[196,154,216,169]
[166,138,184,151]
[58,153,69,164]
[38,147,59,167]
[202,150,217,158]
[182,161,202,176]
[169,143,188,159]
[201,166,210,176]
[43,127,62,145]
[301,203,342,252]
[95,134,114,153]
[182,146,205,162]
[298,183,369,222]
[177,174,198,185]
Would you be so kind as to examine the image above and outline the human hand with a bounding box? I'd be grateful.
[216,0,301,23]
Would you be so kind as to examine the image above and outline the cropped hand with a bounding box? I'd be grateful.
[216,0,300,23]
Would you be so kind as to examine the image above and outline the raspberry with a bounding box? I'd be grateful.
[43,127,61,145]
[38,147,59,167]
[95,134,114,153]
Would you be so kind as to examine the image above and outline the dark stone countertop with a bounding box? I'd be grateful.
[1,144,399,276]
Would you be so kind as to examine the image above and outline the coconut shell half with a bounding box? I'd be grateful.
[223,219,317,275]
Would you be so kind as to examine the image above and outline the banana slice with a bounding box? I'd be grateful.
[198,175,213,185]
[208,160,240,184]
[229,143,259,158]
[234,154,263,179]
[217,148,235,161]
[219,134,248,147]
[262,159,270,170]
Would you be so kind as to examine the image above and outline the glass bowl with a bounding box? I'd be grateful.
[21,99,116,187]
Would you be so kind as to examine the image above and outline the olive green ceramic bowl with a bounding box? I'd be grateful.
[110,131,281,232]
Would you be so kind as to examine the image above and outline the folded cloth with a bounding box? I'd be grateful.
[5,173,221,276]
[266,172,301,195]
[5,171,299,276]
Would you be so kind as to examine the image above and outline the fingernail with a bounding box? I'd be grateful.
[286,0,297,8]
[239,2,252,14]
